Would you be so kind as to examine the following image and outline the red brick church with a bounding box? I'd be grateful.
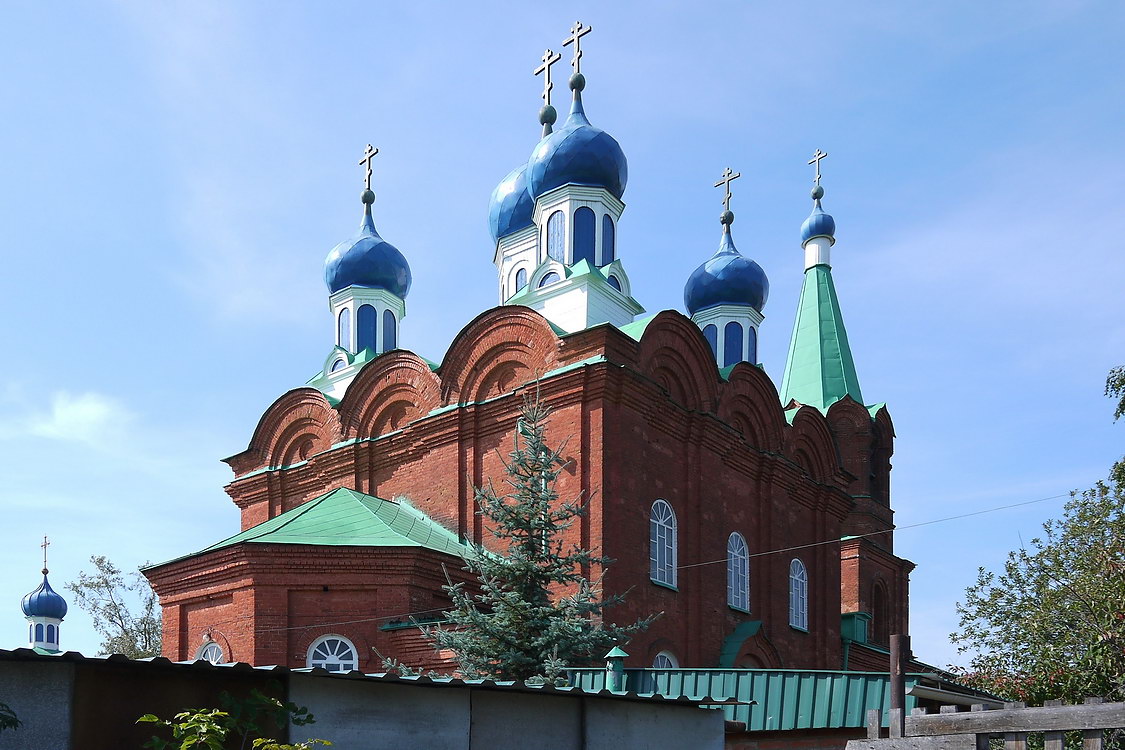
[145,27,913,676]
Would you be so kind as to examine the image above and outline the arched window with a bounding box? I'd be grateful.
[330,358,346,373]
[727,532,750,611]
[789,558,808,630]
[546,210,565,262]
[573,206,596,265]
[747,326,758,365]
[652,651,679,669]
[382,309,397,350]
[196,641,224,665]
[602,214,615,264]
[46,624,56,644]
[539,271,561,288]
[649,499,677,587]
[337,308,351,349]
[702,324,718,358]
[307,635,358,673]
[606,274,621,292]
[357,304,377,351]
[872,582,889,645]
[515,267,528,292]
[724,321,743,366]
[34,623,44,642]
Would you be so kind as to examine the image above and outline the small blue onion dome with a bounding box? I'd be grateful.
[21,571,67,619]
[488,163,535,242]
[324,191,412,297]
[684,219,769,315]
[800,185,836,245]
[526,83,627,200]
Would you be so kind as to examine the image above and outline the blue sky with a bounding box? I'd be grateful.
[1,1,1121,668]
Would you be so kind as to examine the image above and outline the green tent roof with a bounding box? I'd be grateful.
[780,264,863,412]
[182,488,470,561]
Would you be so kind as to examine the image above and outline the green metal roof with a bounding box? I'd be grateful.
[170,488,470,563]
[569,668,920,729]
[780,264,863,412]
[615,314,656,342]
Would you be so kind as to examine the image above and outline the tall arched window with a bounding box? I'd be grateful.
[872,582,889,645]
[46,624,56,644]
[307,635,358,672]
[382,309,397,350]
[727,532,749,611]
[724,321,744,366]
[747,326,758,364]
[337,308,351,349]
[546,210,565,262]
[650,499,677,587]
[573,206,596,265]
[539,271,561,288]
[652,651,679,669]
[515,267,528,292]
[357,304,377,351]
[789,558,808,630]
[702,324,718,358]
[34,623,44,642]
[602,214,615,265]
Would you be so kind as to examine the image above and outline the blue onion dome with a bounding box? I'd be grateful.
[684,214,769,314]
[526,76,627,200]
[800,185,836,245]
[21,570,67,619]
[324,190,412,297]
[488,162,536,242]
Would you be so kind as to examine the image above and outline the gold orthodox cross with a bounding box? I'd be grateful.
[358,144,379,190]
[714,167,741,212]
[563,21,592,75]
[534,49,562,107]
[808,149,828,187]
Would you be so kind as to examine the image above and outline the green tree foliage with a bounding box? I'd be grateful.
[951,369,1125,704]
[138,687,328,750]
[418,396,657,682]
[1107,366,1125,423]
[65,555,161,658]
[0,701,20,734]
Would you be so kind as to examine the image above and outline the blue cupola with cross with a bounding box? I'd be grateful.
[21,537,67,653]
[318,145,411,399]
[493,22,643,333]
[685,167,769,369]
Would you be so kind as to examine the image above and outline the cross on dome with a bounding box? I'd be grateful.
[563,21,592,76]
[715,167,741,214]
[358,144,379,191]
[41,535,50,574]
[534,49,562,107]
[808,148,828,187]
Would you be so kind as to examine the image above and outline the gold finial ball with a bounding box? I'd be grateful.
[361,189,375,205]
[539,105,557,126]
[41,568,48,575]
[569,72,585,91]
[720,210,734,225]
[811,185,824,200]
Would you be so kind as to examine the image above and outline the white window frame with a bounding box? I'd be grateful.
[727,532,750,612]
[789,558,808,630]
[307,634,359,673]
[649,499,678,588]
[195,640,224,665]
[652,651,679,669]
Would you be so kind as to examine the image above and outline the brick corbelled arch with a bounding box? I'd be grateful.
[784,405,841,484]
[437,306,561,406]
[226,388,342,476]
[826,395,872,438]
[871,405,895,505]
[336,351,442,440]
[635,311,719,413]
[715,363,786,452]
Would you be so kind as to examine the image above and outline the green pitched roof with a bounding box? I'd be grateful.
[189,488,470,559]
[780,264,863,412]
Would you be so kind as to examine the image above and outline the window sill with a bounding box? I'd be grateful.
[650,579,678,592]
[790,624,809,633]
[728,605,751,615]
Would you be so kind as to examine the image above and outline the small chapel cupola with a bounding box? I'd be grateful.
[780,150,864,411]
[497,22,643,332]
[21,537,67,654]
[684,167,770,368]
[323,144,411,361]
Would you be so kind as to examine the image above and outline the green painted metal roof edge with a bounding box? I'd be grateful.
[614,313,657,341]
[779,264,863,412]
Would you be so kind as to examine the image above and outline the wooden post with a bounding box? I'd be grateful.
[1082,697,1104,750]
[890,634,909,738]
[1043,699,1064,750]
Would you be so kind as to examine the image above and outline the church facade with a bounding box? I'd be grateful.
[144,25,913,675]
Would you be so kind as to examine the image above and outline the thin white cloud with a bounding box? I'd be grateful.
[0,391,133,449]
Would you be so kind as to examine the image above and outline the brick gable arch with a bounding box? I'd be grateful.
[716,364,786,452]
[784,406,842,484]
[336,351,441,440]
[436,306,561,405]
[635,311,720,413]
[225,389,342,476]
[871,406,895,504]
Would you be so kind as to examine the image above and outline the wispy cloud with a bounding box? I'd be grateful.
[0,391,133,449]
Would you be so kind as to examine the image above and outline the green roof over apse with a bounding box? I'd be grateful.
[779,264,863,412]
[162,488,471,564]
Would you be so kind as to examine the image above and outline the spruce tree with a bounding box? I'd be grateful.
[421,395,655,682]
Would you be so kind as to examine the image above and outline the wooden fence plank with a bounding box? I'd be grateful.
[1082,729,1103,750]
[1005,732,1026,750]
[890,708,904,739]
[845,736,977,750]
[905,701,1125,735]
[867,708,881,740]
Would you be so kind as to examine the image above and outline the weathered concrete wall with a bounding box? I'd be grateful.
[585,697,726,750]
[0,660,74,750]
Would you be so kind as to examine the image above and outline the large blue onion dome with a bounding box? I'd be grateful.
[324,190,412,297]
[21,571,67,619]
[488,163,535,242]
[800,185,836,245]
[526,79,627,200]
[684,217,769,315]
